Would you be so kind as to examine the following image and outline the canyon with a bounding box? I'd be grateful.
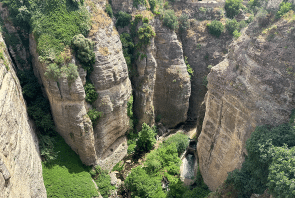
[1,0,295,197]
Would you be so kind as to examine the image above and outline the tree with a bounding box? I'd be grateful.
[207,20,224,37]
[136,123,156,153]
[225,18,239,34]
[225,0,243,19]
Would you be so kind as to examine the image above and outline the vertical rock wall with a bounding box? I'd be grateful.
[153,21,191,128]
[29,1,131,169]
[197,17,295,190]
[0,34,46,198]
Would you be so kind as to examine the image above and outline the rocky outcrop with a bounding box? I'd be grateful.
[132,19,191,130]
[29,1,131,170]
[133,37,157,130]
[153,21,191,128]
[197,13,295,190]
[0,34,46,197]
[182,20,231,134]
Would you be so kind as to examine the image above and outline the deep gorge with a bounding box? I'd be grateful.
[1,0,295,197]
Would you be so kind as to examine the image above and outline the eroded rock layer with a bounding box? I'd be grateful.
[0,34,46,198]
[197,15,295,190]
[29,1,131,169]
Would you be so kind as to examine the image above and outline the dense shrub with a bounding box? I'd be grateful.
[178,14,190,33]
[207,20,224,37]
[226,120,295,197]
[149,0,157,12]
[84,81,98,103]
[61,63,79,83]
[137,23,156,48]
[44,63,61,81]
[276,2,292,18]
[125,166,166,198]
[267,146,295,197]
[163,9,179,30]
[87,109,103,126]
[116,11,132,28]
[224,0,243,19]
[105,4,113,18]
[163,133,189,156]
[136,123,157,153]
[225,18,239,34]
[72,34,95,72]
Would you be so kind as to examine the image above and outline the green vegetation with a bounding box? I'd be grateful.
[2,0,91,62]
[225,18,239,34]
[178,14,190,33]
[112,161,125,172]
[137,23,156,49]
[92,166,116,198]
[149,0,157,12]
[87,109,103,127]
[42,135,99,197]
[276,2,292,18]
[105,3,113,18]
[135,123,157,153]
[207,20,224,37]
[133,0,147,8]
[185,56,194,79]
[126,133,209,198]
[162,133,189,156]
[233,30,241,39]
[126,95,138,154]
[116,11,132,28]
[72,34,95,73]
[84,81,98,104]
[226,111,295,197]
[163,9,179,30]
[224,0,243,19]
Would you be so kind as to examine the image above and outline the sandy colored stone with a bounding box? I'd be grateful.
[0,34,46,197]
[29,1,131,170]
[198,15,295,190]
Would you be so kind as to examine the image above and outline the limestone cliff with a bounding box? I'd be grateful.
[0,34,46,197]
[132,18,191,130]
[29,1,131,169]
[197,11,295,190]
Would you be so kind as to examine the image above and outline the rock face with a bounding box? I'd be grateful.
[133,19,191,130]
[182,20,231,134]
[153,21,191,128]
[0,34,46,197]
[29,1,131,169]
[197,14,295,190]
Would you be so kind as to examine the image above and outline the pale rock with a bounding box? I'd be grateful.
[0,34,46,197]
[198,17,295,190]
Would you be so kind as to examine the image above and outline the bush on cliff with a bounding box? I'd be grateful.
[276,2,292,18]
[225,18,239,34]
[84,81,98,104]
[163,9,179,30]
[225,0,243,19]
[207,20,224,37]
[178,13,190,33]
[116,11,132,28]
[72,34,95,72]
[105,3,113,18]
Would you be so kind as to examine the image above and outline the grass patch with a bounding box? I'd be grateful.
[42,135,99,197]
